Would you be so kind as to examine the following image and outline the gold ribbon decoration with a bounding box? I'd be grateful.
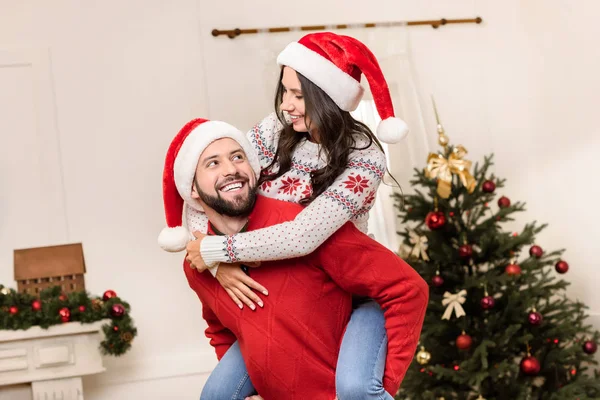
[425,145,476,199]
[441,290,467,320]
[409,230,430,261]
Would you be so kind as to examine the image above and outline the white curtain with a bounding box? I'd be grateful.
[249,26,431,251]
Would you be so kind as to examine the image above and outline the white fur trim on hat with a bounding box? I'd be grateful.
[377,117,409,144]
[277,42,364,112]
[158,226,192,252]
[173,121,261,212]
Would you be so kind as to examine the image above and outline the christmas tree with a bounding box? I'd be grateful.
[394,101,600,400]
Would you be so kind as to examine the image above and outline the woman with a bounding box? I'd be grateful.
[180,32,409,400]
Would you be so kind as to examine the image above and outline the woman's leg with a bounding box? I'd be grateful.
[200,341,257,400]
[336,300,393,400]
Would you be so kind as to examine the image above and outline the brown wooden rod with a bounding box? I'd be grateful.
[212,17,483,39]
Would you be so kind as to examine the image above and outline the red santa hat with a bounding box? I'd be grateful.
[277,32,409,144]
[158,118,261,252]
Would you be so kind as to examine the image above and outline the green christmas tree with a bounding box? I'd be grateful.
[394,101,600,400]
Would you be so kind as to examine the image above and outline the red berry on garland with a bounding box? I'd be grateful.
[482,180,496,193]
[59,294,67,301]
[555,260,569,274]
[529,245,543,258]
[481,296,495,310]
[113,326,119,332]
[583,340,598,355]
[458,244,473,259]
[453,365,460,371]
[32,300,42,312]
[59,307,71,323]
[456,333,473,350]
[110,304,125,318]
[103,290,117,301]
[79,305,86,312]
[498,196,511,208]
[9,306,18,315]
[505,263,522,276]
[431,275,444,287]
[520,356,541,375]
[425,211,446,230]
[528,311,543,326]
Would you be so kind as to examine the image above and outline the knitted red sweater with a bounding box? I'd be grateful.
[184,195,428,399]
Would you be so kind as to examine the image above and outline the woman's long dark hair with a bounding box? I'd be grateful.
[258,68,391,205]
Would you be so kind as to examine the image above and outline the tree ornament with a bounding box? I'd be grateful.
[441,290,467,320]
[456,332,473,350]
[425,211,446,230]
[59,294,67,301]
[529,245,543,258]
[583,340,597,355]
[9,306,18,315]
[425,145,476,198]
[528,310,543,326]
[458,244,473,259]
[59,307,71,323]
[113,326,119,332]
[480,295,495,310]
[79,305,86,312]
[498,196,511,208]
[555,260,569,274]
[92,298,104,311]
[120,332,134,343]
[431,272,444,288]
[482,180,496,193]
[505,263,522,276]
[103,290,117,301]
[408,230,430,261]
[416,346,431,365]
[520,356,541,375]
[32,300,42,312]
[0,287,10,296]
[110,303,126,318]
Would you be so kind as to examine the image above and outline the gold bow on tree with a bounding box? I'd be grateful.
[441,289,467,320]
[409,230,429,261]
[425,145,476,199]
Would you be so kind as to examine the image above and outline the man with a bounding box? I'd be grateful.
[158,118,428,399]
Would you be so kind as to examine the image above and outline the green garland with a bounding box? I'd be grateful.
[0,284,137,356]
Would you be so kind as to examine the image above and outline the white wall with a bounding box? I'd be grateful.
[0,1,598,398]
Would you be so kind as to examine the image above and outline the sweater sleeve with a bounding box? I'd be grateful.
[315,223,429,396]
[202,302,237,360]
[200,139,387,264]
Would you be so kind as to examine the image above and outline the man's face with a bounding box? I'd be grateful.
[191,138,257,217]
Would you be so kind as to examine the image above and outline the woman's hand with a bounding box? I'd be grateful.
[245,396,263,400]
[185,231,208,271]
[216,263,268,310]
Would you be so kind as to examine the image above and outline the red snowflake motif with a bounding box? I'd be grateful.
[343,174,370,194]
[279,177,302,195]
[260,180,272,191]
[301,184,313,198]
[363,190,376,207]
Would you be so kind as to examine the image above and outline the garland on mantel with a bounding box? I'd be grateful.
[0,284,137,356]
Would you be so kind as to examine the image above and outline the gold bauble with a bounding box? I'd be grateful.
[416,346,431,365]
[438,133,449,146]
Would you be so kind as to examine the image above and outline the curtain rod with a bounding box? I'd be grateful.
[212,17,483,39]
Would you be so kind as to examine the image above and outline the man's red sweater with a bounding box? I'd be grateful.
[184,195,428,399]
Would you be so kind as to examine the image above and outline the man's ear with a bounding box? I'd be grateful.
[190,177,200,200]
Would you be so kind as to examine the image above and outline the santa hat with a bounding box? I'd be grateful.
[277,32,409,144]
[158,118,261,252]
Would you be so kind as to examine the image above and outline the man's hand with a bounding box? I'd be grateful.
[245,396,263,400]
[216,263,268,310]
[185,231,207,271]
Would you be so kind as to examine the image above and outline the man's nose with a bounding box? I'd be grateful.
[221,160,237,176]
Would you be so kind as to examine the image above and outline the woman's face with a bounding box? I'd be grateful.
[279,67,313,134]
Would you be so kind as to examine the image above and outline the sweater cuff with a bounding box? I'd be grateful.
[200,236,229,267]
[207,264,219,277]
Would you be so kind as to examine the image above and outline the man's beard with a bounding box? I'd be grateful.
[196,175,258,217]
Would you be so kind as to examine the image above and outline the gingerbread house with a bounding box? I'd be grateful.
[13,243,86,295]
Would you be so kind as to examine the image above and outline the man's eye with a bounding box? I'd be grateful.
[207,161,217,167]
[233,154,244,161]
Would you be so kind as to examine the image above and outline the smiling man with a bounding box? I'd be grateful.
[158,118,428,400]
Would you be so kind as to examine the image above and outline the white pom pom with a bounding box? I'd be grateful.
[158,226,192,252]
[376,117,409,144]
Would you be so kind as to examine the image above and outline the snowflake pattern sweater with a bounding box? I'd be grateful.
[187,112,387,265]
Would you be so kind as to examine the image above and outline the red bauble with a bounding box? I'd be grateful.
[528,311,543,326]
[9,306,18,315]
[110,304,125,318]
[520,356,541,375]
[583,340,598,355]
[529,245,543,258]
[456,334,473,350]
[59,307,71,323]
[431,275,444,287]
[480,296,495,310]
[458,244,473,259]
[103,290,117,301]
[555,260,569,274]
[425,211,446,230]
[59,294,67,301]
[79,305,86,312]
[505,263,522,276]
[113,326,119,332]
[32,300,42,312]
[498,196,511,208]
[482,180,496,193]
